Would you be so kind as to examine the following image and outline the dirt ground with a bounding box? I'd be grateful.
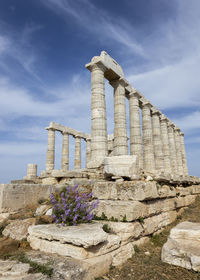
[97,196,200,280]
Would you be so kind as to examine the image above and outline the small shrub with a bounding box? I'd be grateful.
[134,245,140,253]
[138,216,144,224]
[122,215,127,222]
[50,184,99,226]
[102,224,111,233]
[38,198,46,204]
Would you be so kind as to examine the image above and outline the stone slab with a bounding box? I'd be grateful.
[28,223,107,248]
[170,221,200,241]
[103,155,138,178]
[28,233,120,260]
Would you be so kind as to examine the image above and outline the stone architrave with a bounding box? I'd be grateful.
[174,127,184,176]
[129,90,143,170]
[160,115,172,174]
[74,136,81,169]
[180,132,188,176]
[86,139,91,168]
[167,122,178,175]
[61,133,69,171]
[110,78,128,156]
[46,128,55,171]
[87,63,108,167]
[141,101,155,173]
[152,109,164,173]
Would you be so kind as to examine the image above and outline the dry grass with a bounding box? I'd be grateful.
[97,196,200,280]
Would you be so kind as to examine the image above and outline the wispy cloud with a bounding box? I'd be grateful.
[41,0,146,57]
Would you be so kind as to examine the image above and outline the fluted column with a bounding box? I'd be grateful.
[110,79,128,156]
[160,115,172,174]
[89,63,108,167]
[46,128,55,171]
[180,132,189,176]
[142,102,155,173]
[74,136,81,169]
[61,132,69,171]
[152,110,164,172]
[129,91,143,169]
[167,122,178,175]
[26,164,37,179]
[86,139,91,168]
[174,127,184,175]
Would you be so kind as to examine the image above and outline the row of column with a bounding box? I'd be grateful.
[46,129,91,172]
[89,62,188,176]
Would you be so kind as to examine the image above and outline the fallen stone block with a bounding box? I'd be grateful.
[28,223,107,248]
[103,155,138,178]
[3,218,36,241]
[161,221,200,271]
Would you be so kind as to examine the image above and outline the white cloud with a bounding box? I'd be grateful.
[174,111,200,131]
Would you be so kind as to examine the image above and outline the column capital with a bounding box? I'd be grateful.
[86,61,107,73]
[180,132,184,136]
[174,126,181,132]
[129,90,141,99]
[74,135,81,139]
[141,100,152,109]
[167,121,175,128]
[151,107,161,116]
[160,114,168,122]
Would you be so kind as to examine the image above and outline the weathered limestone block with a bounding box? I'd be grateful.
[28,233,120,260]
[111,243,134,266]
[157,185,176,198]
[0,260,48,279]
[0,213,9,227]
[103,155,138,178]
[0,184,53,212]
[92,181,158,201]
[176,186,192,196]
[3,218,35,241]
[175,195,196,208]
[83,254,112,279]
[41,177,58,185]
[35,205,51,216]
[96,200,148,221]
[143,211,177,235]
[28,223,107,248]
[99,221,143,244]
[190,185,200,194]
[51,170,88,178]
[161,222,200,271]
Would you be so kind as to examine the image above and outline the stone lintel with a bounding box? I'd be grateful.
[46,122,90,140]
[86,51,124,81]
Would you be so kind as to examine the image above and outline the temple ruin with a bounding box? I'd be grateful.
[0,51,200,280]
[40,51,188,181]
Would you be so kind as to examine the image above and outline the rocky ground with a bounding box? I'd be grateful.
[97,196,200,280]
[0,197,200,279]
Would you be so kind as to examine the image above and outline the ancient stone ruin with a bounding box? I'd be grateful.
[0,51,200,279]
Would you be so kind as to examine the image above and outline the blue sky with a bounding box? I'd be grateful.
[0,0,200,183]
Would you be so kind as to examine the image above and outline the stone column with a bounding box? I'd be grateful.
[152,109,164,172]
[89,63,108,167]
[74,136,81,169]
[180,132,189,176]
[142,102,155,173]
[167,122,178,175]
[174,127,184,176]
[46,128,55,171]
[86,139,91,168]
[61,132,69,171]
[26,164,37,179]
[110,78,128,156]
[129,91,143,169]
[160,115,172,174]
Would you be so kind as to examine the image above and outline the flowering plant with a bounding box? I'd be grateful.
[50,184,99,226]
